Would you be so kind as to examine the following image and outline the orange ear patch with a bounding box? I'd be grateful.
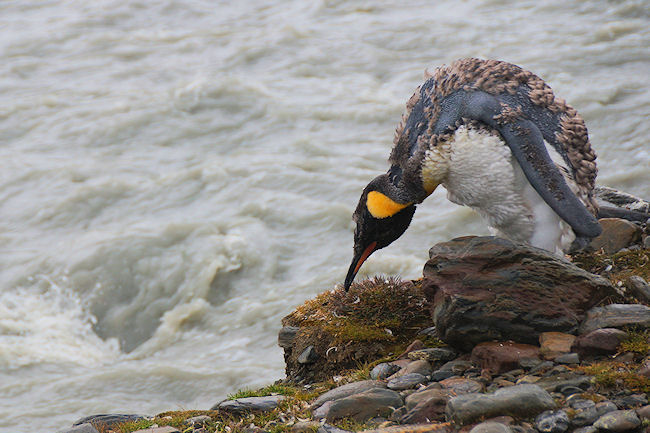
[366,191,410,219]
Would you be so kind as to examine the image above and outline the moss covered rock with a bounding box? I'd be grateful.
[280,277,435,383]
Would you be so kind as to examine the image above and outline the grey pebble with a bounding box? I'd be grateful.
[593,409,641,432]
[387,373,428,390]
[535,410,570,433]
[469,421,513,433]
[370,363,400,380]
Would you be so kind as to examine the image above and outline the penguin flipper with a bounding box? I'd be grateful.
[434,90,601,239]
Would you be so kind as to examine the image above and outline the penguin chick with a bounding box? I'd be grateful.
[344,58,601,290]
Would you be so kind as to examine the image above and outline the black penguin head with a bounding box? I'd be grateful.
[344,174,416,290]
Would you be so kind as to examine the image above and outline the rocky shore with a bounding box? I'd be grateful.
[57,217,649,433]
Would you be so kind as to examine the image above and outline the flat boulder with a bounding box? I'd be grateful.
[325,388,403,422]
[446,384,556,425]
[423,236,615,350]
[579,303,650,334]
[213,395,285,413]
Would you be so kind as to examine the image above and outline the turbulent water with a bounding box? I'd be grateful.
[0,1,648,431]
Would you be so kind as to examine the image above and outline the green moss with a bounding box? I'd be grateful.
[581,362,650,393]
[572,248,650,288]
[285,276,432,346]
[619,328,650,355]
[100,419,155,433]
[228,384,301,399]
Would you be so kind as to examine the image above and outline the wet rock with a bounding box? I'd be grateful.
[57,424,100,433]
[311,380,386,410]
[469,422,512,433]
[571,328,629,356]
[589,218,642,254]
[325,388,403,422]
[423,237,614,350]
[387,373,428,390]
[371,363,401,380]
[579,303,650,334]
[446,384,556,425]
[627,276,650,303]
[535,410,570,433]
[401,389,449,423]
[539,333,576,360]
[214,395,285,412]
[278,326,300,348]
[298,346,318,364]
[593,409,641,432]
[439,377,484,394]
[408,348,457,363]
[471,342,540,375]
[554,353,580,365]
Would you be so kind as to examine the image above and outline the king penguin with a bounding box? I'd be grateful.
[344,58,602,290]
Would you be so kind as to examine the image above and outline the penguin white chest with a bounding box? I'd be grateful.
[422,126,574,254]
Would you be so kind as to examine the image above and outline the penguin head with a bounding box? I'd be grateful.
[344,174,416,290]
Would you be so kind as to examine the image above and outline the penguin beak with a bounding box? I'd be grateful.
[343,241,377,291]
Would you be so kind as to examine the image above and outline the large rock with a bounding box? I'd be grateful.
[446,384,556,425]
[423,237,615,350]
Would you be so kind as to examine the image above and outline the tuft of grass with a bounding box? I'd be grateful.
[228,383,299,399]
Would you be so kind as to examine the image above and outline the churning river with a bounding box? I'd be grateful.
[1,1,648,431]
